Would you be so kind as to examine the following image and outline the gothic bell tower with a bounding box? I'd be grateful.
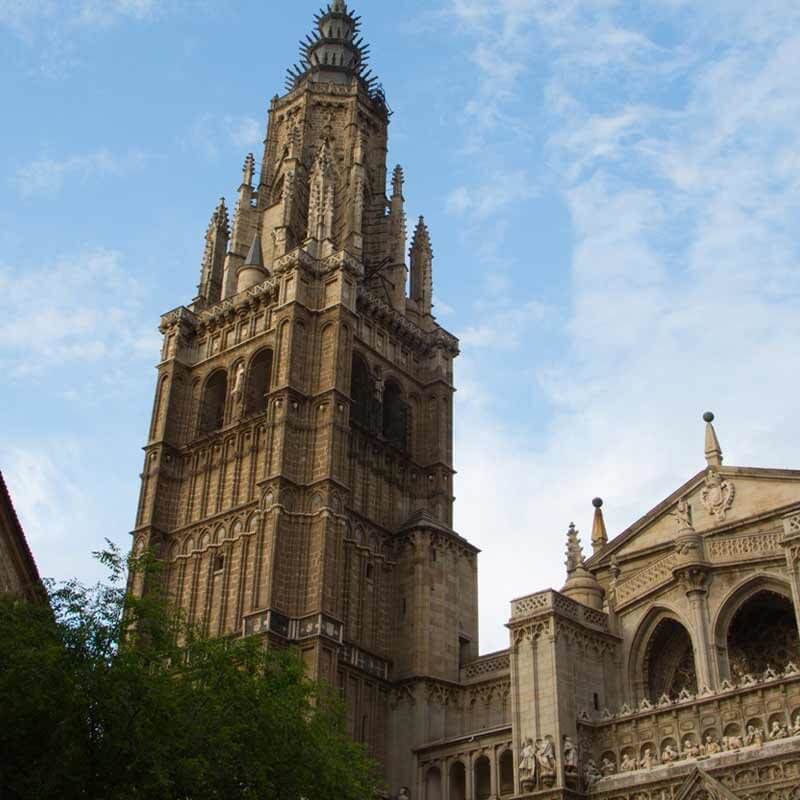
[131,1,478,782]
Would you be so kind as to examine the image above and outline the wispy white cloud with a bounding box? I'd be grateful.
[0,0,161,33]
[444,0,800,652]
[184,113,263,160]
[0,248,159,379]
[13,149,151,197]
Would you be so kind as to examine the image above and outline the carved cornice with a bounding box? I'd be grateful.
[357,287,460,357]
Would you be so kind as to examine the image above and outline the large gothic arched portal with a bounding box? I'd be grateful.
[643,618,697,701]
[727,590,798,678]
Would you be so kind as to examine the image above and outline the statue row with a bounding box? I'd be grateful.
[583,715,800,786]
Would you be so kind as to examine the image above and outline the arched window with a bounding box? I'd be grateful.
[199,369,227,434]
[643,618,697,701]
[727,590,798,679]
[449,761,466,800]
[474,756,491,800]
[382,379,408,450]
[350,353,374,431]
[425,766,442,800]
[245,349,273,416]
[499,750,514,795]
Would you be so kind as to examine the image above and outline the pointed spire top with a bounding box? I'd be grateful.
[244,233,264,269]
[285,2,384,107]
[591,497,608,553]
[411,216,432,254]
[242,154,255,187]
[211,197,229,233]
[703,411,723,468]
[565,522,585,574]
[392,165,405,198]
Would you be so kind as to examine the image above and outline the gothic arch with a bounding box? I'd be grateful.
[498,749,514,795]
[425,766,442,800]
[245,348,273,416]
[629,605,699,702]
[713,575,797,680]
[350,352,374,431]
[449,760,466,800]
[199,369,228,434]
[382,377,408,450]
[474,756,491,800]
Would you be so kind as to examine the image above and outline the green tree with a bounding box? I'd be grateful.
[0,544,378,800]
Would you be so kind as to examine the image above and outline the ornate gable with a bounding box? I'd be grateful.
[675,767,742,800]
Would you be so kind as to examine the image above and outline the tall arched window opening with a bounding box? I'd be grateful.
[245,349,273,416]
[382,379,408,450]
[643,618,697,701]
[728,590,798,678]
[449,761,466,800]
[499,750,514,795]
[425,767,442,800]
[199,370,227,434]
[474,756,491,800]
[350,353,374,431]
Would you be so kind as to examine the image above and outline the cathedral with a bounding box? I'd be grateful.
[131,3,800,799]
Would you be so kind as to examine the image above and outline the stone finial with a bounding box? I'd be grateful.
[565,522,584,574]
[591,497,608,553]
[242,153,255,187]
[392,164,405,198]
[209,197,230,235]
[703,411,723,468]
[562,522,605,610]
[330,0,347,13]
[410,216,433,314]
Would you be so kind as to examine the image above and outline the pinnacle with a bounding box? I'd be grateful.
[392,164,404,197]
[411,216,432,254]
[703,411,723,468]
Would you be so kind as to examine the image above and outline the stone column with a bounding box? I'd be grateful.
[442,759,449,800]
[489,747,498,799]
[679,567,715,692]
[465,752,474,800]
[782,511,800,639]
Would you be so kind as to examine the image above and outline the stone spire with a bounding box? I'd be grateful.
[565,522,584,574]
[561,522,604,610]
[590,497,608,553]
[195,198,229,306]
[236,233,268,294]
[703,411,722,468]
[286,2,381,98]
[410,216,433,316]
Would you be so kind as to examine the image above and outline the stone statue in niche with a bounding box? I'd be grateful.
[584,759,601,788]
[563,736,579,773]
[769,720,788,740]
[792,713,800,735]
[232,362,245,398]
[535,737,557,786]
[639,747,657,769]
[397,788,410,800]
[661,743,678,763]
[519,738,536,787]
[620,752,637,772]
[600,757,616,776]
[700,468,735,521]
[704,735,721,755]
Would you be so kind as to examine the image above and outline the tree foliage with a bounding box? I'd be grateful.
[0,544,378,800]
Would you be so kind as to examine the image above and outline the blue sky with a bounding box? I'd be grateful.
[2,0,800,653]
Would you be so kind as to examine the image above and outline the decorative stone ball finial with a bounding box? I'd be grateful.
[592,497,603,509]
[703,411,723,468]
